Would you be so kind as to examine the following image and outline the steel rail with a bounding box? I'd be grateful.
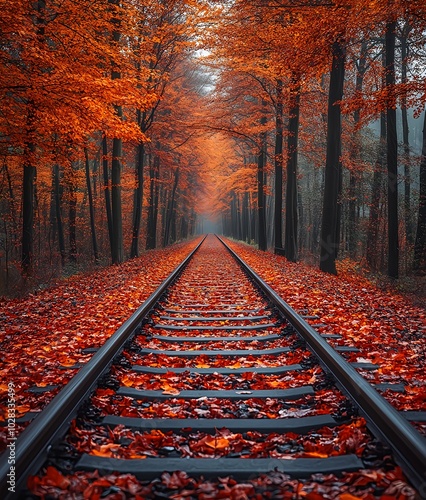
[218,235,426,495]
[0,236,206,499]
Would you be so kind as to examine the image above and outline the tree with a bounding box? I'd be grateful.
[320,39,346,275]
[285,76,301,262]
[413,109,426,273]
[385,18,399,279]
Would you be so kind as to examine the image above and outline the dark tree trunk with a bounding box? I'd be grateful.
[242,192,249,242]
[102,136,114,258]
[22,0,46,275]
[401,21,413,244]
[413,109,426,273]
[257,107,267,251]
[85,149,99,262]
[109,0,123,264]
[386,20,399,279]
[348,41,367,258]
[274,79,284,252]
[54,164,66,266]
[111,136,123,264]
[22,158,36,275]
[320,39,346,274]
[131,137,145,258]
[68,178,77,264]
[367,113,386,270]
[146,155,160,250]
[250,192,255,243]
[163,168,179,247]
[285,77,300,262]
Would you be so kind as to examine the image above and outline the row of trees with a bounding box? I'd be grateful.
[1,0,425,295]
[202,0,426,278]
[0,0,213,293]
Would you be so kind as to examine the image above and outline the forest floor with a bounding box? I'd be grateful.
[1,237,425,447]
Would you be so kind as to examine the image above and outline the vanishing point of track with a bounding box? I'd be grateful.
[1,234,425,498]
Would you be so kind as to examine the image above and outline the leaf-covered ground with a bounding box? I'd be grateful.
[0,238,202,449]
[226,240,426,419]
[1,237,425,499]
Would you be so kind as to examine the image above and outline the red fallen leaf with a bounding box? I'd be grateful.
[96,388,116,397]
[43,466,70,489]
[115,474,146,494]
[162,471,191,489]
[15,405,31,416]
[339,495,363,500]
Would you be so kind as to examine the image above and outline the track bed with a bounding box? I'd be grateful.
[1,235,425,498]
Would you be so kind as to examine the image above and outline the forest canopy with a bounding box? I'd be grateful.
[0,0,425,294]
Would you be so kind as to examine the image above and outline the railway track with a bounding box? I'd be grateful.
[1,234,425,498]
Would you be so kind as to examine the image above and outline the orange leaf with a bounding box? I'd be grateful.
[92,443,120,457]
[121,375,135,387]
[205,437,229,450]
[162,389,180,395]
[300,451,328,458]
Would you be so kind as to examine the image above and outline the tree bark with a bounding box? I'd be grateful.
[111,135,123,263]
[68,173,77,264]
[274,79,284,252]
[22,156,36,275]
[109,0,123,264]
[401,21,413,244]
[285,77,300,262]
[22,0,45,275]
[85,149,99,262]
[146,155,160,250]
[131,140,145,257]
[386,20,399,279]
[320,39,346,274]
[257,104,267,251]
[54,164,66,266]
[163,168,179,247]
[413,109,426,273]
[102,136,114,258]
[348,41,367,258]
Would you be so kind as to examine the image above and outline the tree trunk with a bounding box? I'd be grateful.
[348,41,367,258]
[242,191,249,242]
[320,39,346,274]
[85,149,99,262]
[54,164,66,266]
[285,77,300,262]
[274,79,284,252]
[401,21,413,244]
[413,109,426,273]
[22,157,36,275]
[111,136,123,264]
[68,175,77,264]
[131,135,145,258]
[146,155,160,250]
[109,0,123,264]
[386,20,399,279]
[102,136,114,258]
[163,168,179,247]
[257,105,267,251]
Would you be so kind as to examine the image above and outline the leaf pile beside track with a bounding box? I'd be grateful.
[0,238,201,450]
[226,240,426,419]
